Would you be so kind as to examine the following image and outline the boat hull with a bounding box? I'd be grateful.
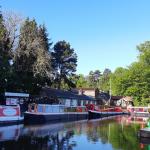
[24,112,88,124]
[0,116,24,126]
[88,110,125,119]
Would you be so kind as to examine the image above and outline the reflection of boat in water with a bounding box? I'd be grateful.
[0,124,23,142]
[24,104,88,125]
[127,106,150,117]
[23,123,66,137]
[0,123,77,150]
[125,116,148,125]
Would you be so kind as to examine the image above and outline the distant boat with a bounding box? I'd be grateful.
[88,107,126,119]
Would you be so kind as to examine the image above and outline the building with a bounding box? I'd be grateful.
[110,96,123,106]
[76,88,111,105]
[111,96,134,108]
[39,88,96,107]
[96,92,110,105]
[78,88,96,98]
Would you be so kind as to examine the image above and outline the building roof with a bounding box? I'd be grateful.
[40,88,95,101]
[76,88,96,91]
[123,96,133,102]
[111,96,132,101]
[111,96,123,100]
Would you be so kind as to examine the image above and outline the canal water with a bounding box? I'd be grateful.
[0,115,149,150]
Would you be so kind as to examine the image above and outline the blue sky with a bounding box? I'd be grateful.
[1,0,150,75]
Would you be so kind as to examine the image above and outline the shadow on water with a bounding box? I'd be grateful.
[0,116,149,150]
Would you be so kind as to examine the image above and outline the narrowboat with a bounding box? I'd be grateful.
[88,106,125,119]
[127,106,150,117]
[24,104,88,124]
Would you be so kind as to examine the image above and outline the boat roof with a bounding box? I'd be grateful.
[5,92,29,97]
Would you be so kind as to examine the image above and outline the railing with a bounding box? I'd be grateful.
[93,105,123,112]
[65,106,87,112]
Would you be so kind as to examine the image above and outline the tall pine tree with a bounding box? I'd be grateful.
[0,11,11,93]
[52,40,77,89]
[14,18,52,93]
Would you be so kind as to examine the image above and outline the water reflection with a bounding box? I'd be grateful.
[0,116,149,150]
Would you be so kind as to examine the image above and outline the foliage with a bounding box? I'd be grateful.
[111,41,150,106]
[0,10,78,93]
[0,12,12,93]
[51,40,77,89]
[99,68,111,92]
[13,18,52,94]
[76,74,88,88]
[0,8,149,104]
[87,70,101,88]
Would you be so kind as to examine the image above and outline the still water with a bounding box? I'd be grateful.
[0,115,149,150]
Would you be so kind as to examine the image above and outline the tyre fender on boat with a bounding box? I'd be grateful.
[89,104,95,110]
[34,104,38,113]
[28,104,32,112]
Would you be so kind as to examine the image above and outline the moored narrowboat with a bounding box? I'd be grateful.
[24,104,88,124]
[88,106,126,119]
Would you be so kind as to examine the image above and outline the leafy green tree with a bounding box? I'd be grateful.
[137,41,150,66]
[51,40,77,89]
[111,41,150,106]
[111,67,129,96]
[99,68,111,92]
[33,24,52,78]
[76,74,88,88]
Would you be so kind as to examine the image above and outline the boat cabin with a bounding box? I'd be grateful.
[4,92,29,106]
[0,92,30,115]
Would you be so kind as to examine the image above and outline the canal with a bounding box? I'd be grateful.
[0,115,149,150]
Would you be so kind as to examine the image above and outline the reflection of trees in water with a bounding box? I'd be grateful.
[48,130,76,150]
[85,117,143,150]
[86,119,116,144]
[0,130,76,150]
[0,136,48,150]
[0,117,145,150]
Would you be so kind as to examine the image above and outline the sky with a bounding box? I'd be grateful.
[1,0,150,75]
